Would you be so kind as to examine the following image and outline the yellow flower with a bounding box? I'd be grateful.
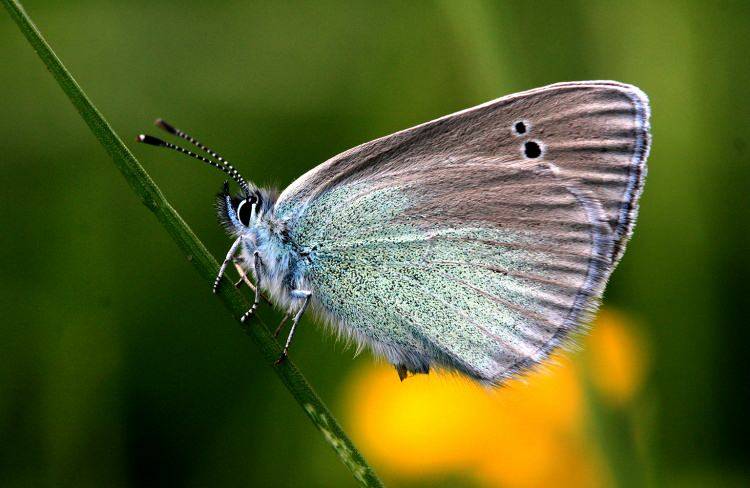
[341,308,647,487]
[585,308,647,406]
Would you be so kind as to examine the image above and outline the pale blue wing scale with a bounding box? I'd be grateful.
[283,163,614,383]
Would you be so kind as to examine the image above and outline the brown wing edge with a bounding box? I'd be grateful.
[482,169,617,385]
[598,83,650,264]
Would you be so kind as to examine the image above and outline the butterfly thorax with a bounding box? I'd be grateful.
[216,184,310,311]
[239,210,310,311]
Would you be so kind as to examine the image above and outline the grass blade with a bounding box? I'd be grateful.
[1,1,383,486]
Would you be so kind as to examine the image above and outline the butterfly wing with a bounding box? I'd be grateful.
[276,81,650,384]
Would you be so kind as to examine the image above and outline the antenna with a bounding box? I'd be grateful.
[154,119,234,169]
[136,133,251,196]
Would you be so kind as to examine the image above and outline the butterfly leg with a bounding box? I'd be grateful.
[275,290,312,365]
[213,237,243,294]
[273,313,290,338]
[233,261,276,307]
[240,251,263,323]
[233,258,250,289]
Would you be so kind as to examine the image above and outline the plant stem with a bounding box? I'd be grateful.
[2,1,383,486]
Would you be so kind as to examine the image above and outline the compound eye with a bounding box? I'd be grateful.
[237,196,257,227]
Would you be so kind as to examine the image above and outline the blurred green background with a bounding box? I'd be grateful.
[1,1,749,486]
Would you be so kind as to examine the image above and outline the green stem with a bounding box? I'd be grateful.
[2,1,383,486]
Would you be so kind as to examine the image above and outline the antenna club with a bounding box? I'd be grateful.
[138,120,251,193]
[137,134,167,146]
[155,118,178,135]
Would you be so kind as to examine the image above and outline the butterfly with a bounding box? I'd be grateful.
[138,81,650,385]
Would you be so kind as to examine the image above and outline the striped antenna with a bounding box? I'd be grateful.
[136,133,251,196]
[154,119,235,168]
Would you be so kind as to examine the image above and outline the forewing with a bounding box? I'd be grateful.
[276,81,650,383]
[278,81,649,262]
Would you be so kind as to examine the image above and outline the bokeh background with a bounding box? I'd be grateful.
[2,1,749,486]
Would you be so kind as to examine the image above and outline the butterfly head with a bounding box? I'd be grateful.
[136,119,279,236]
[216,182,278,236]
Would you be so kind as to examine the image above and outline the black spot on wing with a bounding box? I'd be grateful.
[524,141,542,158]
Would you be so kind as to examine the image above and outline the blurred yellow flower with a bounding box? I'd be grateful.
[585,308,647,407]
[341,307,647,487]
